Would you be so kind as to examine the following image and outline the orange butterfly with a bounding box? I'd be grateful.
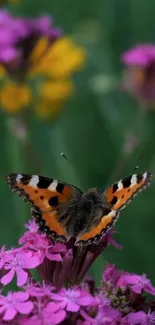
[6,171,153,245]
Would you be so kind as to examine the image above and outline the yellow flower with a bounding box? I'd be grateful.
[31,37,86,78]
[36,79,74,118]
[0,83,31,112]
[0,36,86,117]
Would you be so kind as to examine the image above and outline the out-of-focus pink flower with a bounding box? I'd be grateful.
[121,44,155,102]
[0,291,33,321]
[1,251,40,286]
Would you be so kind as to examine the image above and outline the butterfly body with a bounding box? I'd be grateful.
[6,171,153,245]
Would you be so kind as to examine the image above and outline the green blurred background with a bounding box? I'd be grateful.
[1,0,155,284]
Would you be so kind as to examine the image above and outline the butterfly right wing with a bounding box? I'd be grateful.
[6,173,82,242]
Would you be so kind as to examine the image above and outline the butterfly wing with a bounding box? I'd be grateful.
[76,171,153,245]
[6,173,82,242]
[105,171,153,211]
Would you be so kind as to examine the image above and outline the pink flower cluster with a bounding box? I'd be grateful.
[121,44,155,102]
[0,220,155,324]
[0,10,61,64]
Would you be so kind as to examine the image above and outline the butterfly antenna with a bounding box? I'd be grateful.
[132,165,139,173]
[61,153,69,162]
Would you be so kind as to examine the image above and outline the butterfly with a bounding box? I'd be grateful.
[6,171,153,246]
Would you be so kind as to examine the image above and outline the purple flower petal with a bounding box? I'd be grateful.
[66,300,79,312]
[3,305,17,321]
[127,311,146,324]
[16,268,28,286]
[15,301,33,314]
[1,268,15,285]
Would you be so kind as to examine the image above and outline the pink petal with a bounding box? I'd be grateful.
[48,310,66,325]
[0,306,6,314]
[3,306,17,321]
[1,268,15,285]
[15,301,33,314]
[16,268,28,286]
[23,256,40,268]
[66,301,79,312]
[45,302,60,313]
[46,252,62,261]
[77,296,97,306]
[127,311,146,324]
[50,243,66,252]
[14,291,29,301]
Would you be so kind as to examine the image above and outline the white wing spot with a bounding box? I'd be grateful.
[48,180,58,191]
[143,172,147,180]
[130,174,137,187]
[16,174,23,181]
[117,181,123,190]
[29,175,39,187]
[108,209,117,217]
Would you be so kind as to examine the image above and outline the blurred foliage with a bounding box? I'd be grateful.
[1,0,155,286]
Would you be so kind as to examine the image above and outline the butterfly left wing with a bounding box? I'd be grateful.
[6,173,82,242]
[76,171,153,245]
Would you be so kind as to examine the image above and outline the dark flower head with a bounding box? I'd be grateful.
[121,44,155,102]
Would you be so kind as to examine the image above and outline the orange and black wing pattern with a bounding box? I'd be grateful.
[105,171,153,211]
[76,171,153,245]
[6,173,82,243]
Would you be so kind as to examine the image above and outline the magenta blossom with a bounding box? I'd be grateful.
[117,273,155,295]
[126,311,155,325]
[0,291,33,321]
[1,250,40,286]
[121,44,155,102]
[52,287,98,312]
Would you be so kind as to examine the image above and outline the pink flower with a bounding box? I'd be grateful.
[121,44,155,102]
[26,281,55,298]
[103,264,122,285]
[20,302,66,325]
[94,305,121,325]
[29,236,64,263]
[0,291,33,321]
[19,220,39,245]
[117,273,155,295]
[52,287,98,312]
[1,251,40,286]
[0,245,12,269]
[126,311,155,325]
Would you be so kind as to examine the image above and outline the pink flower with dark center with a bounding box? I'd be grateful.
[0,291,33,321]
[52,287,98,312]
[117,273,155,295]
[121,44,155,102]
[1,251,40,286]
